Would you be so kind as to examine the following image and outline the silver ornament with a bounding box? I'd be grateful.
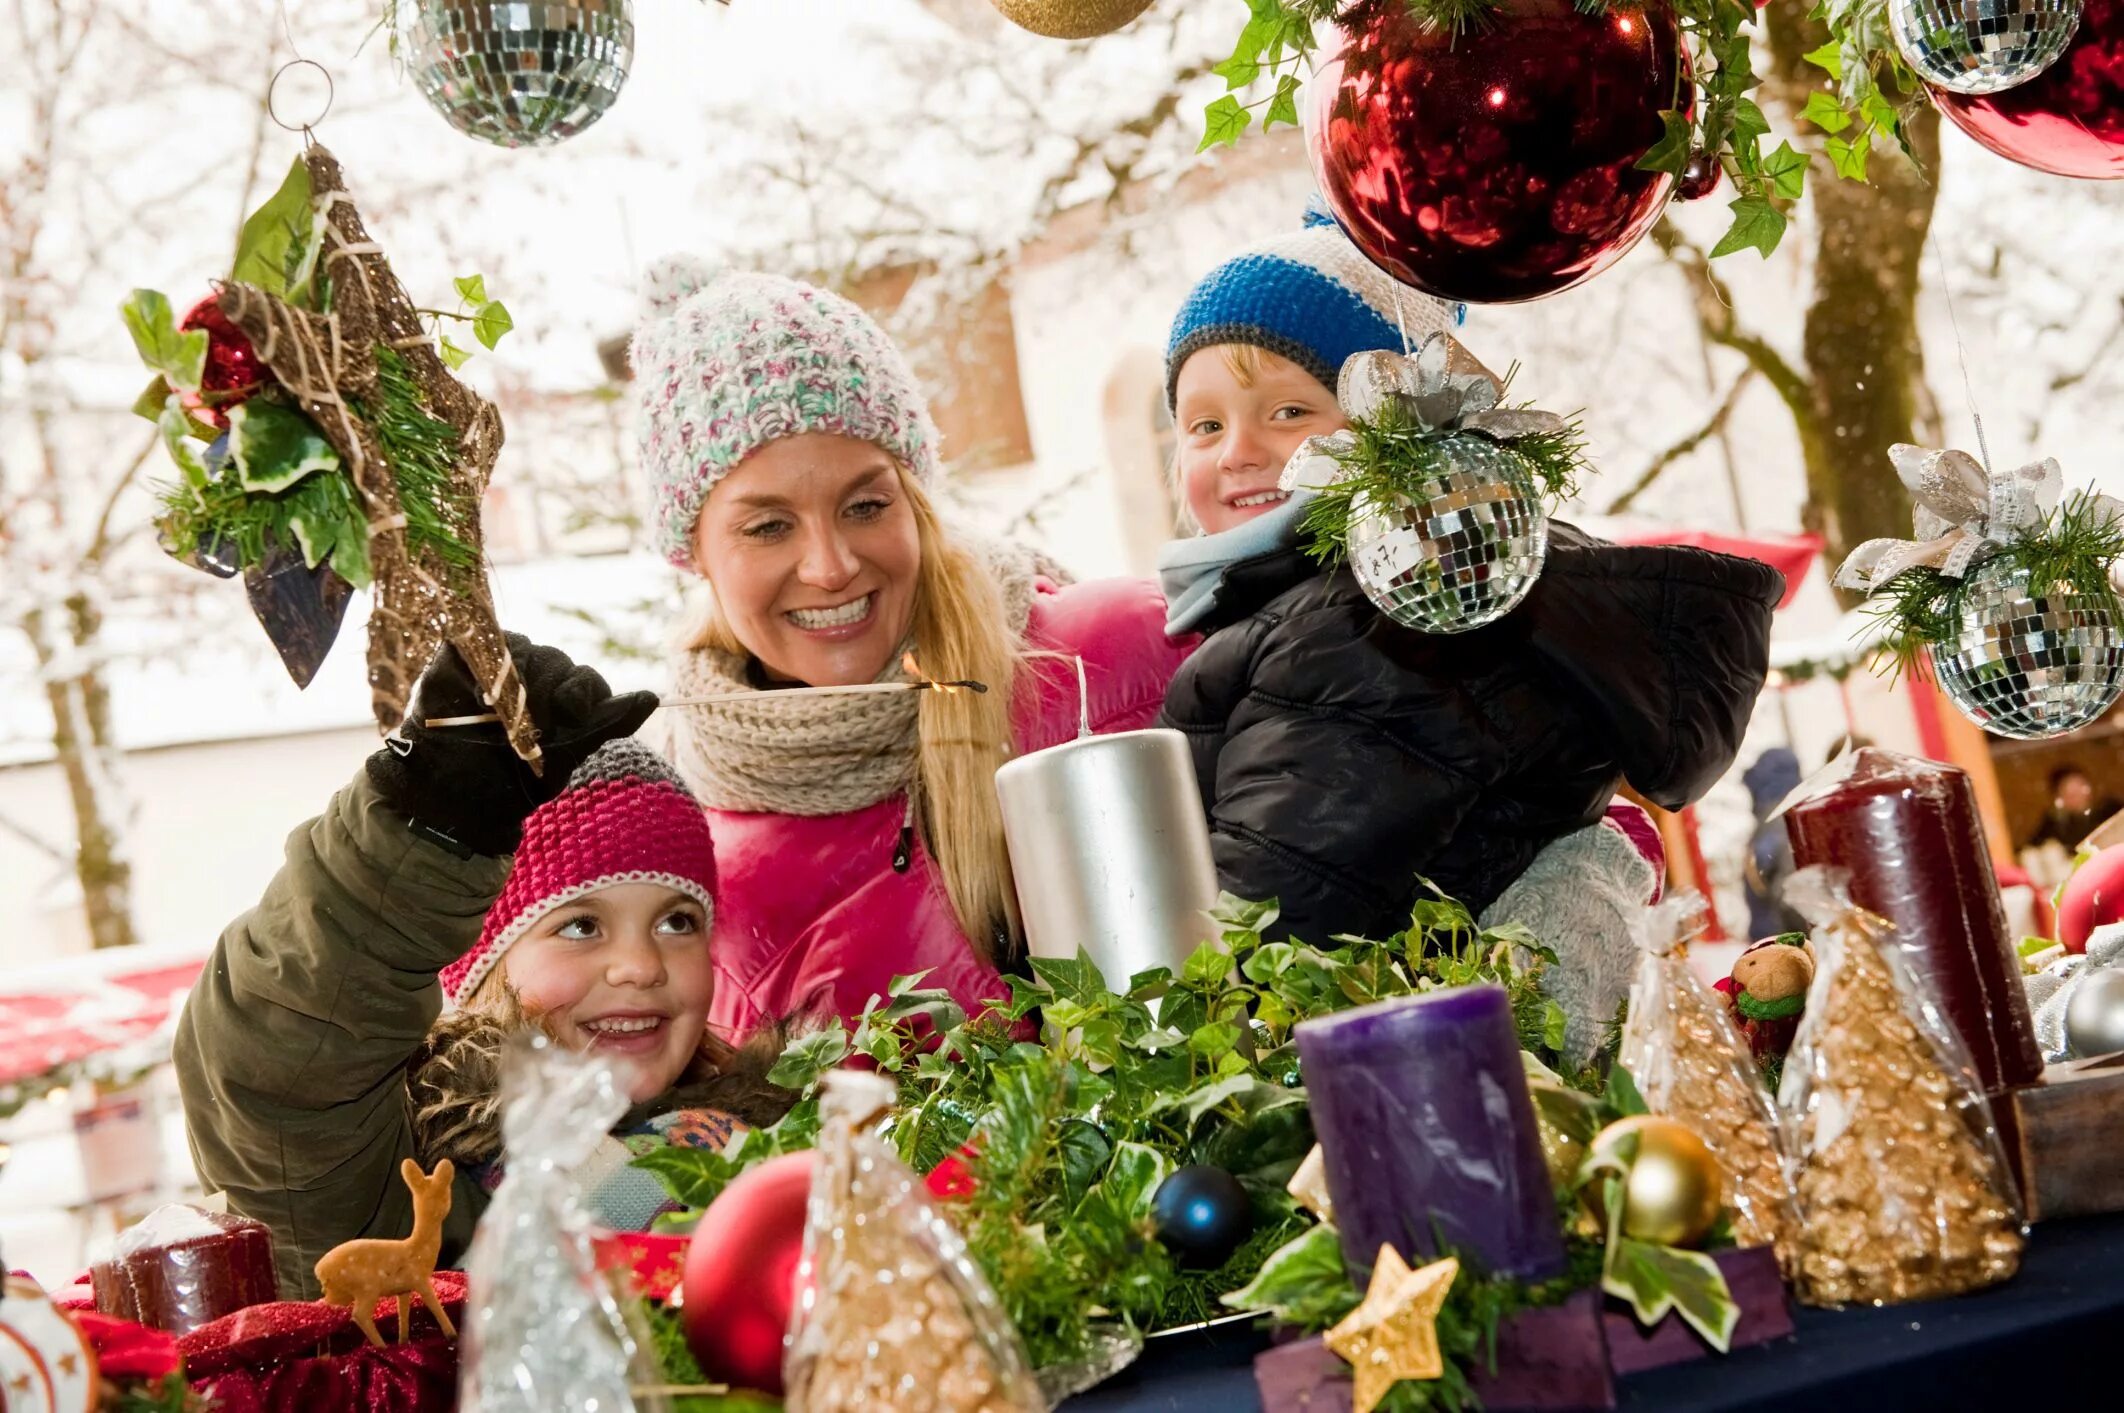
[1888,0,2082,95]
[404,0,634,149]
[2065,967,2124,1057]
[1345,434,1549,634]
[1929,557,2124,739]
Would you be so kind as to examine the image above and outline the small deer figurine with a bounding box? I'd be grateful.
[314,1157,457,1348]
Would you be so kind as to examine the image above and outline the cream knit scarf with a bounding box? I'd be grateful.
[661,528,1064,817]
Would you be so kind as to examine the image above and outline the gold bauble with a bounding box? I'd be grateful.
[988,0,1155,39]
[1529,1082,1600,1192]
[1589,1116,1724,1248]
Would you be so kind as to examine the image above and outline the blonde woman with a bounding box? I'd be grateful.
[634,260,1193,1038]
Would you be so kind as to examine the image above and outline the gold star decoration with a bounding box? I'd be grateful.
[1287,1144,1335,1224]
[9,1370,30,1394]
[1324,1248,1459,1413]
[58,1350,79,1376]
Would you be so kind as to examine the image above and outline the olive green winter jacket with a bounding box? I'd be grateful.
[173,772,506,1298]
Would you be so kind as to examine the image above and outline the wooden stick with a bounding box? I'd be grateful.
[421,678,987,730]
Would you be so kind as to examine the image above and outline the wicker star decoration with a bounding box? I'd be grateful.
[1324,1248,1458,1413]
[216,145,540,773]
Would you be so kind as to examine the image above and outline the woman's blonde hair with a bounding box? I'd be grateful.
[682,471,1023,960]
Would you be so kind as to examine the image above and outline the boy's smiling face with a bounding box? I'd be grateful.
[1174,345,1348,535]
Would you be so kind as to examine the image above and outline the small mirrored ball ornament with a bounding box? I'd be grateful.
[1151,1165,1254,1269]
[1890,0,2082,94]
[2065,968,2124,1058]
[988,0,1154,37]
[1928,557,2124,740]
[404,0,635,148]
[1345,434,1549,634]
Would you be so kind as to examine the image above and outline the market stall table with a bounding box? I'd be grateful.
[1061,1211,2124,1412]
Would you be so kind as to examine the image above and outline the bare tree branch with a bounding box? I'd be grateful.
[1650,218,1813,433]
[1604,369,1758,515]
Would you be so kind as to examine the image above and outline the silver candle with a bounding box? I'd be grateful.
[995,728,1222,991]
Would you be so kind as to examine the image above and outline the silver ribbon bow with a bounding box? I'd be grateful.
[1279,333,1569,493]
[1832,444,2093,594]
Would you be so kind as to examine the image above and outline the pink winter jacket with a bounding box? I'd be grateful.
[703,576,1197,1040]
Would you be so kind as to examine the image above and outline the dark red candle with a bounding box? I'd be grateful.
[93,1205,279,1336]
[1784,749,2042,1093]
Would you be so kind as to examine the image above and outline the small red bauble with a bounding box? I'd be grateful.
[1677,150,1724,201]
[180,295,273,428]
[2057,845,2124,953]
[1308,0,1686,304]
[681,1150,814,1395]
[1932,0,2124,179]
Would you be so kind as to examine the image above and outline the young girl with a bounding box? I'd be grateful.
[1155,212,1782,1055]
[175,640,786,1297]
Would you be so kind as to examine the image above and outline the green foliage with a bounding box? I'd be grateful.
[230,156,324,305]
[638,888,1579,1377]
[1578,1130,1740,1351]
[121,290,208,393]
[1295,397,1590,568]
[103,1372,208,1413]
[1866,492,2124,676]
[154,426,372,588]
[641,1301,786,1411]
[227,400,340,494]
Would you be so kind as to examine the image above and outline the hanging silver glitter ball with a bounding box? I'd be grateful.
[2065,968,2124,1057]
[1888,0,2082,95]
[404,0,635,148]
[1344,434,1549,635]
[1929,556,2124,739]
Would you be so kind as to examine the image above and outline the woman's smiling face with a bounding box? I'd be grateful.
[692,433,921,687]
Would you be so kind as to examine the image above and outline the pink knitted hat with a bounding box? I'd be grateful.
[441,740,718,1006]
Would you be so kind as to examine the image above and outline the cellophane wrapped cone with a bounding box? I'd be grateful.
[784,1071,1044,1413]
[458,1033,660,1413]
[1619,900,1798,1262]
[1781,866,2025,1307]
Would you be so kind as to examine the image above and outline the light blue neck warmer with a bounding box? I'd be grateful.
[1155,491,1314,636]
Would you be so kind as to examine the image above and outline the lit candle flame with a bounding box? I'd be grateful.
[903,652,963,695]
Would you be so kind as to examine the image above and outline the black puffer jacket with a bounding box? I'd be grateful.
[1157,524,1783,942]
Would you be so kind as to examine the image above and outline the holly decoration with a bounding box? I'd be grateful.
[124,147,539,768]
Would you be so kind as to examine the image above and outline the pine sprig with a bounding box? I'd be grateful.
[356,344,479,574]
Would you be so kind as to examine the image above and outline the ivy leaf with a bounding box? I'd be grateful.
[156,396,210,487]
[1182,942,1235,988]
[888,971,934,999]
[1708,195,1786,259]
[1188,1021,1243,1060]
[1221,1223,1351,1323]
[1151,1071,1256,1127]
[1635,111,1693,176]
[1056,1119,1113,1209]
[121,291,209,393]
[1763,141,1809,201]
[768,1029,850,1091]
[133,375,173,423]
[1097,1140,1173,1222]
[1264,74,1302,131]
[227,401,340,494]
[1604,1065,1650,1120]
[439,336,473,371]
[1541,1000,1569,1054]
[453,273,488,306]
[230,156,321,303]
[1213,49,1262,89]
[1212,892,1280,935]
[473,299,514,350]
[1860,90,1901,137]
[1803,38,1844,79]
[1603,1238,1741,1351]
[1800,91,1852,134]
[1826,131,1870,181]
[1031,953,1108,1007]
[1730,97,1770,146]
[1199,94,1252,152]
[631,1146,742,1208]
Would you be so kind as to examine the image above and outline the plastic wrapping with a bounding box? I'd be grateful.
[1780,866,2025,1307]
[1782,747,2043,1092]
[1618,899,1798,1260]
[457,1033,661,1413]
[784,1071,1044,1413]
[2027,923,2124,1060]
[91,1204,279,1335]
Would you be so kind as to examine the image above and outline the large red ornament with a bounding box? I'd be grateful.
[1932,0,2124,179]
[2057,845,2124,952]
[681,1150,814,1395]
[181,295,273,428]
[1308,0,1686,304]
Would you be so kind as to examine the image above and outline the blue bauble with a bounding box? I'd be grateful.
[1151,1165,1253,1269]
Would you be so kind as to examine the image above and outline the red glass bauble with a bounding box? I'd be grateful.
[681,1150,814,1395]
[180,295,273,428]
[1308,0,1686,304]
[2057,846,2124,952]
[1932,0,2124,179]
[1677,150,1723,201]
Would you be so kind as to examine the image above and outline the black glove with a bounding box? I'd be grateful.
[366,633,659,857]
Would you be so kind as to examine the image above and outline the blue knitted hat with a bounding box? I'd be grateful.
[1165,202,1465,409]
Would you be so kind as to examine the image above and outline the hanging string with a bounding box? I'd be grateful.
[1926,227,1992,474]
[1393,290,1411,356]
[267,0,333,137]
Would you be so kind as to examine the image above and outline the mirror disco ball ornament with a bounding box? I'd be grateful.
[989,0,1154,37]
[1932,0,2124,176]
[1890,0,2082,95]
[1345,435,1549,634]
[1929,558,2124,739]
[405,0,634,149]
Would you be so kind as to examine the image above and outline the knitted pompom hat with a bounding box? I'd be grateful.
[1164,201,1465,409]
[441,739,718,1006]
[631,255,943,570]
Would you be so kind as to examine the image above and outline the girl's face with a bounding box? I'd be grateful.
[505,882,714,1103]
[692,433,921,688]
[1174,347,1347,535]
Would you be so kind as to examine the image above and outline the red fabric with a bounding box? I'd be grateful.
[192,1338,458,1413]
[1608,528,1821,611]
[444,774,720,1003]
[1603,802,1666,904]
[0,957,203,1086]
[706,577,1198,1036]
[72,1310,180,1381]
[176,1271,467,1378]
[592,1230,688,1301]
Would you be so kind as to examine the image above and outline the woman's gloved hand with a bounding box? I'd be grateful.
[366,634,659,856]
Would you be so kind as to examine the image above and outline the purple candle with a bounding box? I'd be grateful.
[1295,984,1565,1281]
